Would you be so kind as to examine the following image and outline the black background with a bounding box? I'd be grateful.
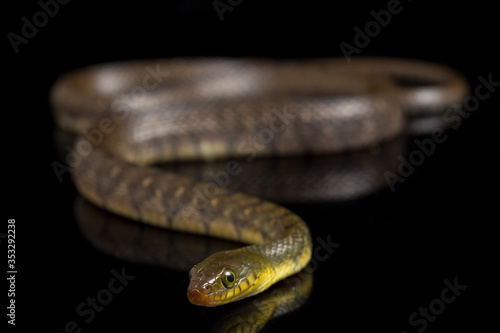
[4,0,499,332]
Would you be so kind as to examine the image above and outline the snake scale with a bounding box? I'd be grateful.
[51,57,468,306]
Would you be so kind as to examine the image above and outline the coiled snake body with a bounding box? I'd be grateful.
[51,57,468,306]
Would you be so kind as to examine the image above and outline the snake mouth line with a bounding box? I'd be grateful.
[187,288,229,307]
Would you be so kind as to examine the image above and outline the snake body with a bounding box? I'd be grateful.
[51,57,468,306]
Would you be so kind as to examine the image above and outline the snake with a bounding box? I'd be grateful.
[74,195,313,332]
[50,57,468,307]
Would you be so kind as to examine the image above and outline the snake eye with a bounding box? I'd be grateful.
[221,268,236,288]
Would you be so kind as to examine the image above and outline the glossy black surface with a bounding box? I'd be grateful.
[5,1,498,332]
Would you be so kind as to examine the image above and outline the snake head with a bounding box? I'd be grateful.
[187,250,266,307]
